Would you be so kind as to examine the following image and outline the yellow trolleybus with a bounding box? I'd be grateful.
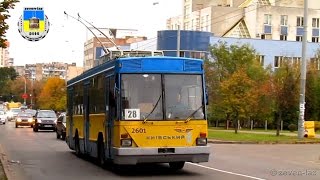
[66,55,210,170]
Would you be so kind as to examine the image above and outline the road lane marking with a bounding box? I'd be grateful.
[187,163,266,180]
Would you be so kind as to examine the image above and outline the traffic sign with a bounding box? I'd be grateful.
[22,93,28,99]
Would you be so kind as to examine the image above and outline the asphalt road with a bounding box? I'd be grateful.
[0,121,320,180]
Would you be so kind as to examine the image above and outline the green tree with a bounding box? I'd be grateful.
[0,67,18,96]
[273,62,300,134]
[38,77,66,111]
[220,68,257,133]
[305,49,320,122]
[0,0,19,48]
[207,42,271,130]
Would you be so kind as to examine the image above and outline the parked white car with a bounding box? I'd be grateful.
[0,111,6,124]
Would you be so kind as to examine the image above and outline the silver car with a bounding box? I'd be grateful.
[33,110,57,132]
[0,111,6,124]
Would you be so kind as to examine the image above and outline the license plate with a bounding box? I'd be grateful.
[44,125,52,127]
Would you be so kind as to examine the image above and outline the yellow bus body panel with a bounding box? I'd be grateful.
[113,120,208,148]
[89,114,105,141]
[73,115,84,138]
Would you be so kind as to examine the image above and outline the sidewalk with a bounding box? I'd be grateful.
[0,145,9,180]
[0,162,5,180]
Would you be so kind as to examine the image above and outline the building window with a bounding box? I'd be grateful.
[179,51,185,57]
[256,55,265,66]
[280,35,287,41]
[274,56,283,68]
[184,5,190,18]
[280,15,288,26]
[191,19,194,30]
[184,22,189,30]
[296,36,303,41]
[312,18,320,28]
[206,15,209,31]
[201,16,205,31]
[297,17,304,27]
[312,37,319,43]
[264,14,272,25]
[292,57,301,67]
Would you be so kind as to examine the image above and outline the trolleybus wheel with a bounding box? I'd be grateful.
[97,135,105,166]
[75,132,81,156]
[169,161,185,170]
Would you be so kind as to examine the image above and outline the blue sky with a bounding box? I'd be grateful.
[6,0,182,66]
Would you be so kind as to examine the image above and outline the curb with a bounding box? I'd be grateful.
[0,144,13,180]
[208,139,320,144]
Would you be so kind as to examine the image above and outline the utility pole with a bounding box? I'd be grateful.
[30,79,33,108]
[23,77,26,105]
[298,0,308,139]
[176,24,181,57]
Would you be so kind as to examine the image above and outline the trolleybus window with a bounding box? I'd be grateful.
[164,75,204,120]
[121,74,162,120]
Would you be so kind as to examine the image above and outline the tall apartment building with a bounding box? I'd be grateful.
[83,28,147,71]
[24,62,84,81]
[167,0,320,42]
[0,41,10,67]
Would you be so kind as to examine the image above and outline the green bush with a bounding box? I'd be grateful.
[288,124,297,132]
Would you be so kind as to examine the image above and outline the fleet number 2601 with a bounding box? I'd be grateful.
[132,128,146,133]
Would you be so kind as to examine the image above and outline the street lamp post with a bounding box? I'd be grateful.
[23,77,27,105]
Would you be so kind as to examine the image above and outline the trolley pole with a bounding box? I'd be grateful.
[298,0,308,139]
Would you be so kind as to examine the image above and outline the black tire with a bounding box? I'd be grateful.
[97,136,105,166]
[15,124,18,128]
[61,133,66,140]
[169,162,185,171]
[74,132,81,156]
[56,132,60,139]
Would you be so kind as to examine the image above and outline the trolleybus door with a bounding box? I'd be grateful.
[84,83,90,153]
[105,76,114,158]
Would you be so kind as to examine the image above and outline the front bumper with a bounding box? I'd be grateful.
[112,146,210,165]
[16,121,33,126]
[35,123,56,129]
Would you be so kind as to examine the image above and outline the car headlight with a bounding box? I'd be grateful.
[16,118,22,122]
[121,139,132,147]
[28,118,33,122]
[37,119,42,123]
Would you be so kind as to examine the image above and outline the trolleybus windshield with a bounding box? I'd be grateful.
[121,74,204,120]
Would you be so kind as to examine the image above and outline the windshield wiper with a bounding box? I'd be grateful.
[185,105,204,123]
[143,94,162,123]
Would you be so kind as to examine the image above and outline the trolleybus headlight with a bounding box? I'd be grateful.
[121,139,132,147]
[196,138,207,146]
